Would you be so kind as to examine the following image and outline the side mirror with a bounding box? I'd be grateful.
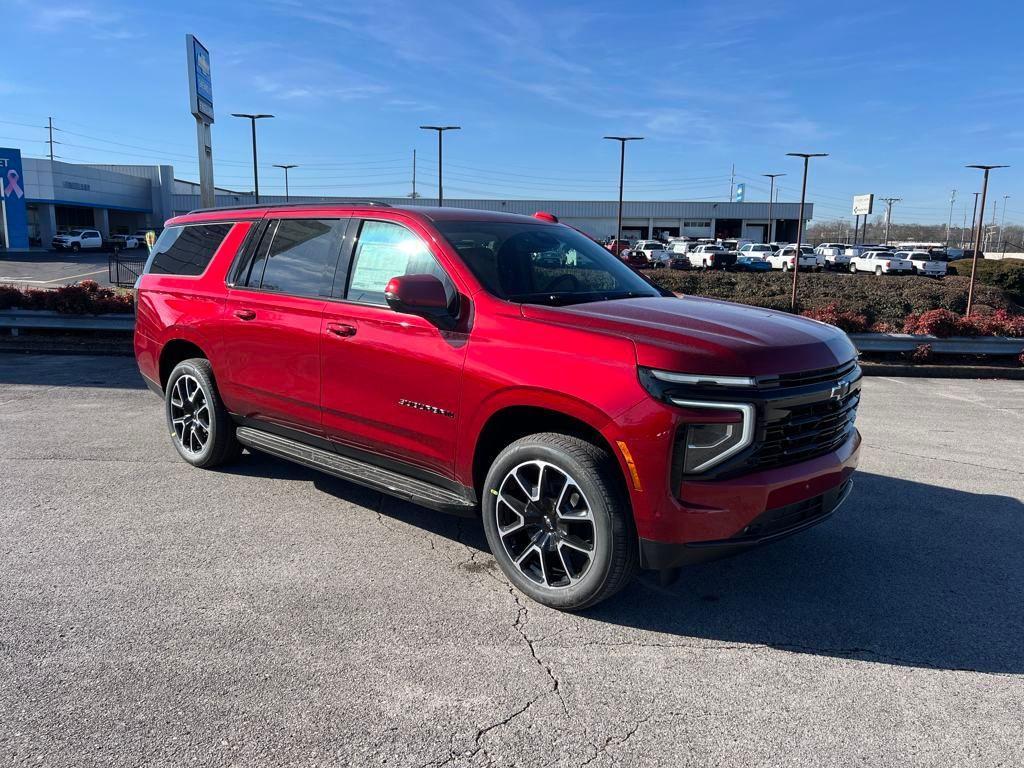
[384,274,458,330]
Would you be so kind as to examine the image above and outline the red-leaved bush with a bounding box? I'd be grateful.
[800,303,869,333]
[903,308,1024,337]
[0,281,133,314]
[911,343,934,363]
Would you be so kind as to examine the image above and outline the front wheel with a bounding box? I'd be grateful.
[71,243,81,253]
[481,433,639,611]
[849,263,858,273]
[165,358,240,468]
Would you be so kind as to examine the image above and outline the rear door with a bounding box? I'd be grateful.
[320,216,469,477]
[220,216,347,435]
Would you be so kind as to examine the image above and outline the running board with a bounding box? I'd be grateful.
[235,426,477,516]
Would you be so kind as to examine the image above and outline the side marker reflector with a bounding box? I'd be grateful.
[616,441,643,491]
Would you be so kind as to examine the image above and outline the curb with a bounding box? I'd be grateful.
[860,362,1024,379]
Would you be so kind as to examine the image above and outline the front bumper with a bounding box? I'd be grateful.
[640,477,854,569]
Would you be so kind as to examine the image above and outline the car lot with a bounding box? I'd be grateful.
[1,355,1023,767]
[0,251,115,288]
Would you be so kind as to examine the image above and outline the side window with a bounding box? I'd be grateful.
[146,223,233,276]
[257,218,344,297]
[346,220,453,306]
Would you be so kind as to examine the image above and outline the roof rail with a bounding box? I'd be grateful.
[185,200,393,215]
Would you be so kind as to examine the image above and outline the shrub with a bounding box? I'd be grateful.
[800,303,869,333]
[908,309,964,337]
[869,320,897,333]
[951,258,1024,301]
[0,285,22,310]
[0,282,133,314]
[911,344,933,363]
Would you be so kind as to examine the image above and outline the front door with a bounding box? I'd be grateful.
[219,217,346,435]
[320,218,469,477]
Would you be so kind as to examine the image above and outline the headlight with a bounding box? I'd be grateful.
[670,400,755,474]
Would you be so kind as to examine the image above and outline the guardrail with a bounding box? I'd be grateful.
[848,333,1024,355]
[0,309,135,333]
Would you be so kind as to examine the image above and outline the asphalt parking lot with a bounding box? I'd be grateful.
[1,355,1022,767]
[0,250,128,288]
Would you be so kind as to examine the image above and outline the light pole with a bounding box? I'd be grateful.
[880,197,901,245]
[763,173,785,243]
[965,164,1008,315]
[231,113,274,203]
[968,191,980,253]
[419,125,460,206]
[785,152,828,312]
[945,189,956,247]
[273,164,297,202]
[603,136,644,245]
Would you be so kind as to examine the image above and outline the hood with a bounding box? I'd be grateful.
[520,296,857,377]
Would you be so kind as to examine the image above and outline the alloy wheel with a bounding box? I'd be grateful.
[494,460,597,589]
[169,374,210,454]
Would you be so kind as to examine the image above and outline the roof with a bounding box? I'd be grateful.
[177,202,552,226]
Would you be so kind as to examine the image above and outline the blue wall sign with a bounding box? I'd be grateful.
[0,147,28,249]
[734,183,745,203]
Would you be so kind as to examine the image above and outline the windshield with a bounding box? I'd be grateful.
[435,220,661,306]
[68,229,84,236]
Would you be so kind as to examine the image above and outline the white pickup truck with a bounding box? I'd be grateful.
[849,250,913,275]
[815,243,852,269]
[898,250,947,277]
[51,229,104,252]
[768,245,819,271]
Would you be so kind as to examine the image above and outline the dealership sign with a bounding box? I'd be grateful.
[852,194,874,216]
[186,34,214,123]
[0,147,28,249]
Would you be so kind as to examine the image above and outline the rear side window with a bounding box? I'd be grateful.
[239,218,346,297]
[146,224,232,276]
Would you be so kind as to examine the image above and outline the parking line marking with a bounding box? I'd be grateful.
[0,269,108,285]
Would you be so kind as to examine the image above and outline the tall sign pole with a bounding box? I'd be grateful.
[787,152,828,312]
[965,165,1008,316]
[186,34,216,209]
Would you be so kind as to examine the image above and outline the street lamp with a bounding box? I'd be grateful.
[419,125,460,206]
[965,165,1008,315]
[762,173,785,244]
[273,164,298,202]
[785,152,828,312]
[231,113,274,204]
[603,136,644,245]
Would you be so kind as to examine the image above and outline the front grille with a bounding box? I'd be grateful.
[751,388,860,469]
[759,359,860,390]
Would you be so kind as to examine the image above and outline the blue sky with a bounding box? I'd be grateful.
[3,0,1023,224]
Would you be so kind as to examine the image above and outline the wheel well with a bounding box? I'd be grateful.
[472,406,623,495]
[159,340,207,389]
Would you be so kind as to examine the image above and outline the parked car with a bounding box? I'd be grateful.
[898,251,947,277]
[687,244,737,270]
[111,233,142,249]
[733,255,773,273]
[51,228,103,252]
[630,240,670,268]
[768,245,819,272]
[737,243,776,259]
[815,243,852,269]
[719,238,753,252]
[849,250,913,275]
[135,203,861,610]
[605,238,631,257]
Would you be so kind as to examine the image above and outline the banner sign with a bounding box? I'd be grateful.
[0,147,28,249]
[852,193,874,216]
[186,34,214,123]
[734,183,745,203]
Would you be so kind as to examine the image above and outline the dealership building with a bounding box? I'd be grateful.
[1,147,812,248]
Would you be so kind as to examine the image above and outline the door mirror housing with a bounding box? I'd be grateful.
[384,274,458,330]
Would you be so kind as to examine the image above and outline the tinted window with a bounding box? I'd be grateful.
[256,218,343,296]
[435,220,660,306]
[346,220,453,306]
[146,223,232,276]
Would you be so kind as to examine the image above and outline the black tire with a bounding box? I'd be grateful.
[481,433,639,611]
[849,263,858,273]
[875,266,883,276]
[164,358,239,468]
[782,262,790,272]
[71,243,81,253]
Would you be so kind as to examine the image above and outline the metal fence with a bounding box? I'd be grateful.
[108,252,148,287]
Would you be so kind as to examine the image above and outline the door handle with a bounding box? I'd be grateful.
[326,322,357,338]
[233,309,256,321]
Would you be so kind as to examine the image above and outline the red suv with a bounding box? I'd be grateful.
[135,203,861,610]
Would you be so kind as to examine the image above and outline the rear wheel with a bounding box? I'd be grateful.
[481,433,639,611]
[165,358,239,468]
[875,266,883,276]
[782,262,790,272]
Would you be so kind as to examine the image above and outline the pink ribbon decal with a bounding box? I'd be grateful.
[4,169,23,198]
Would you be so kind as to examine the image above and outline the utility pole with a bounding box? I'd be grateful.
[762,173,785,243]
[729,164,736,200]
[603,136,644,247]
[409,149,420,199]
[419,125,460,206]
[785,152,828,312]
[273,164,297,202]
[999,194,1010,249]
[881,197,901,245]
[46,117,60,162]
[968,191,980,253]
[961,208,967,248]
[965,164,1008,315]
[231,113,274,203]
[945,189,956,247]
